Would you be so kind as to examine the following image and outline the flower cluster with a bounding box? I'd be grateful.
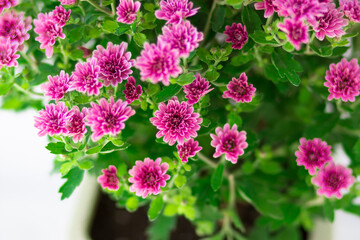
[183,73,213,104]
[0,10,31,68]
[295,138,355,198]
[223,72,256,103]
[0,0,17,14]
[34,5,70,58]
[116,0,141,24]
[224,23,248,50]
[98,165,120,191]
[136,0,202,85]
[41,70,72,101]
[324,58,360,102]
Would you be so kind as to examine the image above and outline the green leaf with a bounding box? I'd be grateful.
[126,196,139,212]
[101,142,130,153]
[68,27,84,43]
[228,112,242,127]
[304,112,339,138]
[228,210,245,232]
[174,73,195,86]
[115,24,131,35]
[324,199,335,222]
[59,168,84,200]
[144,3,155,12]
[241,6,262,34]
[271,48,302,86]
[309,39,333,57]
[205,69,220,82]
[46,142,66,154]
[174,175,187,189]
[212,6,225,32]
[148,196,164,221]
[147,216,176,240]
[59,161,75,175]
[163,204,179,216]
[102,20,118,33]
[154,84,182,103]
[259,161,282,174]
[250,31,278,46]
[226,0,243,8]
[78,159,94,170]
[86,145,103,154]
[134,32,147,47]
[0,82,13,95]
[211,163,224,192]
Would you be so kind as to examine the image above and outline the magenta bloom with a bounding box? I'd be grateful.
[274,0,327,21]
[177,138,202,162]
[155,0,199,24]
[123,76,142,103]
[71,58,103,96]
[254,0,278,18]
[223,73,256,103]
[278,18,309,50]
[128,158,170,198]
[295,138,332,175]
[159,20,203,58]
[0,36,19,68]
[58,0,77,5]
[92,42,135,87]
[324,58,360,102]
[41,70,72,101]
[98,165,119,191]
[0,11,32,47]
[0,0,17,14]
[50,5,71,27]
[309,3,348,41]
[224,23,248,50]
[116,0,141,24]
[183,73,213,105]
[340,0,360,23]
[135,40,182,86]
[66,106,88,143]
[312,163,355,198]
[87,97,135,142]
[150,97,202,146]
[34,13,65,58]
[210,124,248,164]
[34,102,70,137]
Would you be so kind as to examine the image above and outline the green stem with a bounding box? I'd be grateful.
[111,0,116,16]
[78,3,86,16]
[20,52,39,73]
[13,83,43,96]
[30,0,39,14]
[58,39,68,67]
[82,0,114,17]
[202,0,218,46]
[228,174,236,209]
[197,152,217,169]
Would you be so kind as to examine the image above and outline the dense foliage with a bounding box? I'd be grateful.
[1,0,360,239]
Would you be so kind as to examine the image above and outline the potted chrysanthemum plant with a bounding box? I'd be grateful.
[1,0,360,239]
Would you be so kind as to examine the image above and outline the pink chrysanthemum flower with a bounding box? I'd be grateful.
[66,106,88,143]
[0,11,32,46]
[309,3,348,41]
[135,40,182,86]
[312,163,355,199]
[34,102,70,137]
[159,20,203,58]
[224,23,248,50]
[210,124,248,164]
[50,5,71,27]
[324,58,360,102]
[128,158,170,198]
[0,36,19,68]
[254,0,278,18]
[41,70,72,101]
[123,76,142,104]
[223,73,256,103]
[0,0,17,14]
[150,97,202,146]
[58,0,77,5]
[34,13,65,58]
[116,0,141,24]
[278,18,309,50]
[71,58,103,96]
[340,0,360,23]
[92,42,135,87]
[183,73,213,105]
[295,138,332,175]
[155,0,199,24]
[86,97,135,142]
[177,138,202,162]
[274,0,326,21]
[97,165,119,191]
